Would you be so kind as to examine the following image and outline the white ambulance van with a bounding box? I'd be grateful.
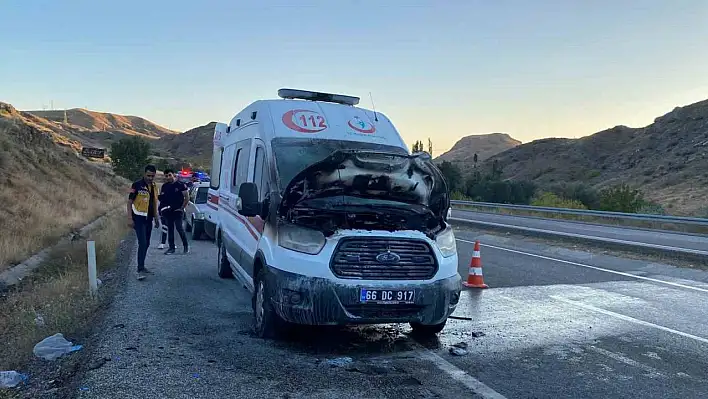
[210,89,460,338]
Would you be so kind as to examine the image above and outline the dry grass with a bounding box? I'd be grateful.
[0,112,127,272]
[0,211,130,372]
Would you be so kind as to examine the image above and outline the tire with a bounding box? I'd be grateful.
[410,319,447,336]
[217,239,233,279]
[253,269,288,339]
[183,215,192,232]
[192,219,204,241]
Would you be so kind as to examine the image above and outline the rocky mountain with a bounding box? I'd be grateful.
[482,100,708,215]
[435,133,521,172]
[26,108,179,149]
[155,122,216,169]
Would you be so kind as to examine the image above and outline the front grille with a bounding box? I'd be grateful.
[331,238,437,280]
[345,304,423,319]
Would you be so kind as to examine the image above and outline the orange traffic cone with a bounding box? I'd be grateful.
[463,241,488,288]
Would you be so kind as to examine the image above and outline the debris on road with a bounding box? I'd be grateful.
[323,357,354,368]
[0,370,28,388]
[449,342,469,356]
[449,347,468,356]
[33,333,83,361]
[471,331,486,338]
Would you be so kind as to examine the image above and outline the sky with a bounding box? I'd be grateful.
[2,0,708,154]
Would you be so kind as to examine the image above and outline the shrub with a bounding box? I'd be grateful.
[438,161,464,193]
[450,191,472,201]
[548,182,600,209]
[637,202,666,215]
[599,184,646,213]
[531,192,587,209]
[110,136,152,181]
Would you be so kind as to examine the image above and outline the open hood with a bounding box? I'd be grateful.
[279,150,450,219]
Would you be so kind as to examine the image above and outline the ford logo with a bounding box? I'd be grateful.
[376,251,401,264]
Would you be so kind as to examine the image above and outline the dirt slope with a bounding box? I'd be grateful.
[0,102,126,271]
[27,108,179,149]
[483,100,708,215]
[156,122,216,169]
[435,133,521,172]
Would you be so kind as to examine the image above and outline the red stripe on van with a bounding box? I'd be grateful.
[248,216,265,234]
[219,204,259,241]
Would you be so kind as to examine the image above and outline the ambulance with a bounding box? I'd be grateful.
[209,88,460,338]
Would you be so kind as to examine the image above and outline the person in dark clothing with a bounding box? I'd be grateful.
[128,164,160,279]
[160,169,190,254]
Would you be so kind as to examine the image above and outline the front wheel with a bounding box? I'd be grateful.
[253,269,288,339]
[410,320,447,336]
[217,239,233,279]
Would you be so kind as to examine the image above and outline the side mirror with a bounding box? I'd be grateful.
[238,182,260,217]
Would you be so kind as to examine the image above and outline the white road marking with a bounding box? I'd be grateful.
[551,296,708,345]
[587,346,664,378]
[456,238,708,294]
[412,344,507,399]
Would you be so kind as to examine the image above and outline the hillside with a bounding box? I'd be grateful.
[483,100,708,215]
[27,108,179,149]
[156,122,216,169]
[0,102,126,271]
[435,133,521,172]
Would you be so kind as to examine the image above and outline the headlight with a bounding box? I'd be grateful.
[435,225,457,258]
[194,212,206,220]
[278,223,326,255]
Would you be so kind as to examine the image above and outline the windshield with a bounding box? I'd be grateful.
[195,187,208,204]
[271,138,409,189]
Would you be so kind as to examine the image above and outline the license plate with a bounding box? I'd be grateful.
[359,288,415,304]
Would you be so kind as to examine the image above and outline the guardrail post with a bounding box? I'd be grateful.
[87,241,98,296]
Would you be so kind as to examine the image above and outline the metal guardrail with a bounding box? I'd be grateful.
[450,200,708,227]
[449,217,708,258]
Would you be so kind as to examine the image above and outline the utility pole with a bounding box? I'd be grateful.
[64,109,68,124]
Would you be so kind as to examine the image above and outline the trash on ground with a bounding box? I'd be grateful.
[449,347,468,356]
[324,357,354,368]
[471,331,486,338]
[452,342,468,349]
[33,333,83,361]
[0,371,29,388]
[34,314,46,327]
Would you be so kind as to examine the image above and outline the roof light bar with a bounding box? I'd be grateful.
[277,88,360,106]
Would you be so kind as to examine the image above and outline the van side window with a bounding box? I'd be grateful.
[253,146,269,201]
[231,148,241,191]
[231,139,252,194]
[210,147,223,190]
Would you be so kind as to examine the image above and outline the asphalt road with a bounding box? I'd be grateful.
[75,227,708,398]
[451,209,708,254]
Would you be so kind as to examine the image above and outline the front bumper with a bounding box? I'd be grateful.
[265,267,462,326]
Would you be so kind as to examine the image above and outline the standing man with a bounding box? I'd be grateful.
[160,169,190,254]
[128,164,160,280]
